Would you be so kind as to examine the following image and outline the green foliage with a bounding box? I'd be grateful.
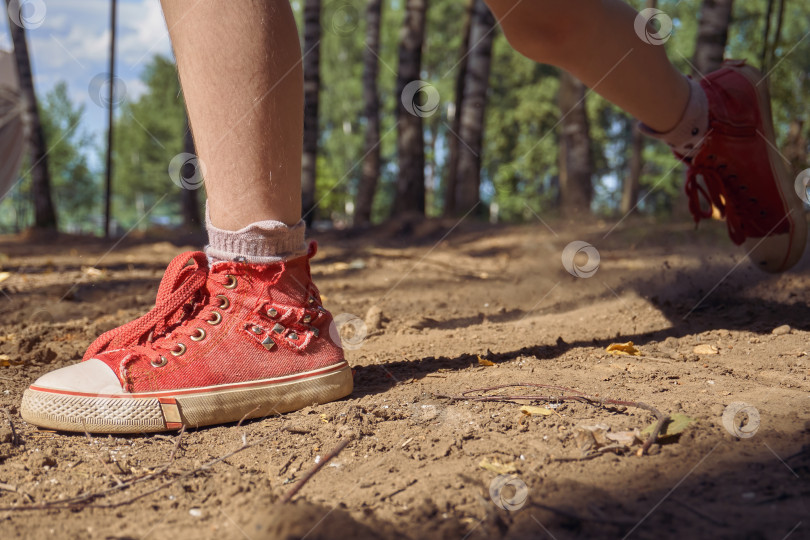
[316,1,367,224]
[0,82,97,233]
[111,54,187,230]
[485,39,561,221]
[42,83,98,231]
[5,0,810,233]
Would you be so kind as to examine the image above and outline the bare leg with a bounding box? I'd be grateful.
[485,0,690,133]
[160,0,303,228]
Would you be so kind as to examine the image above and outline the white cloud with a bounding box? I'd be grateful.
[118,0,172,67]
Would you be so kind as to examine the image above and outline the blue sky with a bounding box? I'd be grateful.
[0,0,173,164]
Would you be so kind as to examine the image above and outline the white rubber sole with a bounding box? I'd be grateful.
[731,63,807,272]
[20,362,353,434]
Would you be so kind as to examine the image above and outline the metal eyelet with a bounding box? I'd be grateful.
[207,311,222,325]
[217,294,230,309]
[288,332,299,340]
[267,308,279,318]
[302,314,312,324]
[224,275,238,289]
[190,328,206,341]
[171,343,187,356]
[307,296,316,305]
[151,356,168,368]
[251,325,263,335]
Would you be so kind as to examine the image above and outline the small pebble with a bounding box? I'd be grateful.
[694,344,719,355]
[365,306,384,330]
[189,508,202,518]
[772,325,791,336]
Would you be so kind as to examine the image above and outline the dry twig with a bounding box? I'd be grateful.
[280,436,354,504]
[81,421,125,486]
[0,425,201,511]
[436,383,668,455]
[1,408,21,446]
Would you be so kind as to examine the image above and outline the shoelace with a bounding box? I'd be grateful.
[83,251,213,361]
[684,156,757,245]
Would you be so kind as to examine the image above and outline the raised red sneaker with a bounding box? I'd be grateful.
[681,60,806,272]
[20,243,352,433]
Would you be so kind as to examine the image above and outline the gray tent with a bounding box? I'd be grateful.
[0,49,26,202]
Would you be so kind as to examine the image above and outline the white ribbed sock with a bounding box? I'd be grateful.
[204,204,307,263]
[640,76,709,158]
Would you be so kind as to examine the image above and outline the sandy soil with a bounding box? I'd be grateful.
[0,216,808,539]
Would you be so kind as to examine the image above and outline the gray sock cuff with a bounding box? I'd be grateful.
[640,76,709,157]
[204,203,308,263]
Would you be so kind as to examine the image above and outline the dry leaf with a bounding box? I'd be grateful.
[0,353,23,367]
[575,424,642,450]
[693,344,719,355]
[606,341,641,356]
[81,266,104,278]
[641,413,696,439]
[577,424,610,446]
[0,272,11,283]
[520,405,552,417]
[477,356,495,366]
[605,430,642,446]
[573,428,597,452]
[479,458,517,474]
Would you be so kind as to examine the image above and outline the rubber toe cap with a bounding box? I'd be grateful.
[31,358,124,394]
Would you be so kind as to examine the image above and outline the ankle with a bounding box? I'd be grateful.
[640,76,709,157]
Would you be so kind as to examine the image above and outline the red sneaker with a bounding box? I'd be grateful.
[20,243,352,433]
[682,60,806,272]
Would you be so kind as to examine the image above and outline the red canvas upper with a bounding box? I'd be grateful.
[85,243,344,393]
[681,61,792,244]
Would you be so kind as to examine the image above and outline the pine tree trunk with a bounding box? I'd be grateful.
[621,122,644,215]
[620,0,655,215]
[692,0,734,76]
[557,72,593,213]
[443,0,474,216]
[768,0,785,70]
[760,0,774,70]
[355,0,383,226]
[391,0,428,217]
[453,0,495,215]
[5,1,57,230]
[301,0,321,225]
[181,114,201,229]
[784,119,807,174]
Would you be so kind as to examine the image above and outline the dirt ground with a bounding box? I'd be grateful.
[0,215,808,540]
